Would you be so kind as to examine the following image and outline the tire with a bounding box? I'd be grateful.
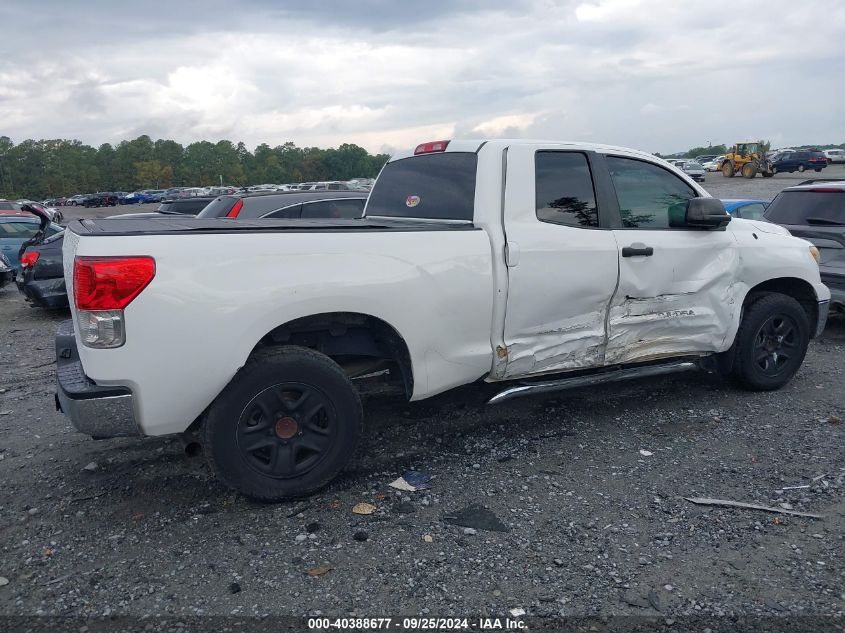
[742,163,757,178]
[814,169,822,173]
[798,164,805,172]
[204,345,363,501]
[727,293,810,391]
[761,171,773,178]
[721,161,735,178]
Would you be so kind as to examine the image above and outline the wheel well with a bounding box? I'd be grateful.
[251,312,414,397]
[743,278,818,336]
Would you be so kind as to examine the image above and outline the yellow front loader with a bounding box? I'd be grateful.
[721,142,774,178]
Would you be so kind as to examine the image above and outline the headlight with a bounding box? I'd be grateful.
[809,245,820,264]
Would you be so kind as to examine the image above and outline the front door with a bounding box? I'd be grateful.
[501,145,620,378]
[602,155,739,365]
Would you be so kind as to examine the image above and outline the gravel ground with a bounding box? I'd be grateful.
[0,181,843,623]
[701,167,845,201]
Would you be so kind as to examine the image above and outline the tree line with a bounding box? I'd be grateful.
[0,135,390,200]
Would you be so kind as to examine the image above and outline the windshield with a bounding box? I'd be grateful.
[764,191,845,225]
[366,152,477,221]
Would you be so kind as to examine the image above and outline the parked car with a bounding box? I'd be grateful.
[0,213,62,269]
[677,160,706,182]
[0,252,12,289]
[121,190,165,204]
[721,199,768,220]
[54,138,828,501]
[771,150,829,174]
[82,192,118,207]
[197,190,367,219]
[823,149,845,164]
[763,179,844,313]
[695,154,719,164]
[66,194,91,206]
[177,187,209,198]
[703,156,725,172]
[16,229,67,308]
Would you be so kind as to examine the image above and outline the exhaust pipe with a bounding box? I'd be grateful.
[488,360,700,405]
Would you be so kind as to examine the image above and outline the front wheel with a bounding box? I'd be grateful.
[726,293,810,391]
[798,164,806,172]
[205,346,363,501]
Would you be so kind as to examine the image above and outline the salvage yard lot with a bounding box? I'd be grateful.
[0,172,843,619]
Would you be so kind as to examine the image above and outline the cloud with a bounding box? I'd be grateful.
[472,113,542,137]
[0,0,843,155]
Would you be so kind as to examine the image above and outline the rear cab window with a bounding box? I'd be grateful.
[366,152,477,221]
[535,151,598,228]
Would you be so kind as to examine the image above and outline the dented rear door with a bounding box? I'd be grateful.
[500,145,620,378]
[603,155,738,365]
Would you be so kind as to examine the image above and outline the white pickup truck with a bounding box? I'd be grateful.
[56,139,830,500]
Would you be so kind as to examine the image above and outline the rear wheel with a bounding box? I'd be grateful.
[726,293,810,391]
[814,168,822,173]
[205,346,363,501]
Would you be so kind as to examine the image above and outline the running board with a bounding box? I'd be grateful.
[487,361,699,405]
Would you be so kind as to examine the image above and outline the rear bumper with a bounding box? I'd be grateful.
[55,320,140,438]
[16,275,68,308]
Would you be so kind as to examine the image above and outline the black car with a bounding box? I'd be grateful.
[16,229,67,308]
[82,192,119,207]
[196,190,367,219]
[771,150,829,174]
[763,179,845,313]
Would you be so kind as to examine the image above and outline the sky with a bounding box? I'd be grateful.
[1,0,844,155]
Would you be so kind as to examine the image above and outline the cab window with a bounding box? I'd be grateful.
[534,151,598,228]
[606,156,697,229]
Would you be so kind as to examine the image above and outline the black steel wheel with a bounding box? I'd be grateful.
[726,293,810,390]
[235,382,337,479]
[751,313,799,377]
[205,346,363,501]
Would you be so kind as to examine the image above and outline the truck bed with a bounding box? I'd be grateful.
[71,217,479,236]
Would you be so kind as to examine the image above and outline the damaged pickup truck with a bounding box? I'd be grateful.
[55,139,830,500]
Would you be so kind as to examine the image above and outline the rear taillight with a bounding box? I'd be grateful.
[226,198,244,218]
[414,140,450,155]
[73,256,155,348]
[20,251,40,268]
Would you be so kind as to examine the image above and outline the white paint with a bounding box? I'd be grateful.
[64,139,830,437]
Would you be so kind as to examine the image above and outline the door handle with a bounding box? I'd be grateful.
[622,244,654,257]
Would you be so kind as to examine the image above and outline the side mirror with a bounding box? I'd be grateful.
[683,197,731,229]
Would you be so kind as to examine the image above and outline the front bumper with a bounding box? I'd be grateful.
[820,273,845,312]
[815,300,830,337]
[55,320,140,438]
